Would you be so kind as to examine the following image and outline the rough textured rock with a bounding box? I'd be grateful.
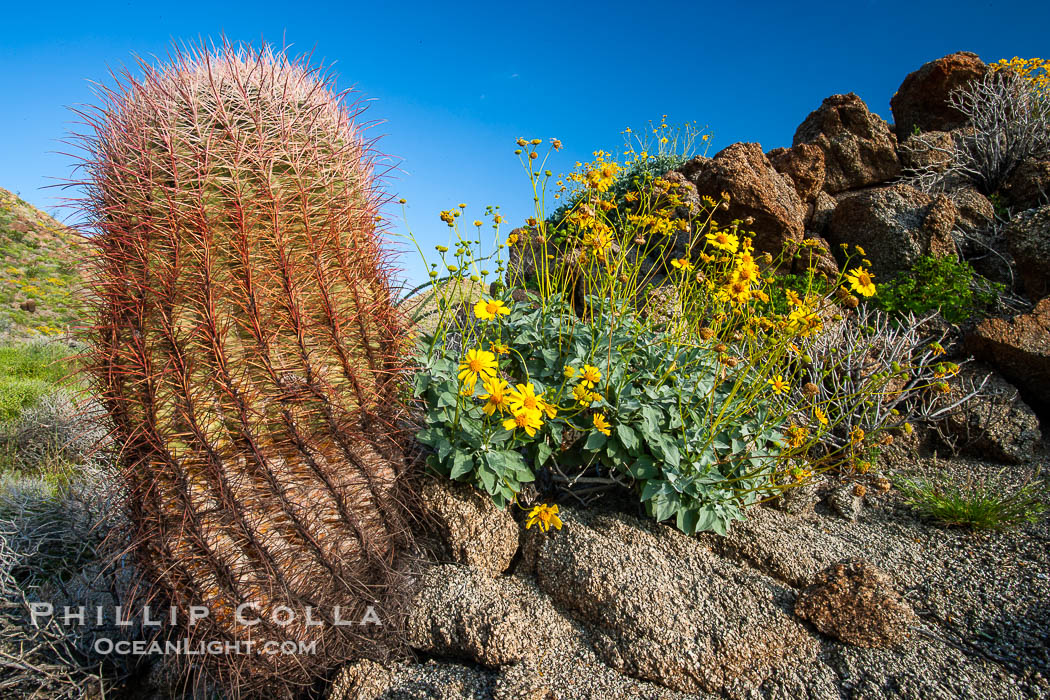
[1003,205,1050,299]
[899,129,956,174]
[890,52,989,141]
[827,484,865,522]
[966,298,1050,414]
[793,93,900,193]
[405,564,547,667]
[827,184,958,276]
[420,479,519,576]
[795,559,918,648]
[952,186,995,233]
[1000,159,1050,211]
[680,143,806,257]
[768,143,827,203]
[327,659,494,700]
[705,505,855,588]
[524,507,818,695]
[808,190,838,236]
[937,365,1042,463]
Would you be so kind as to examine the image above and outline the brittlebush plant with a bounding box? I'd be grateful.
[408,134,947,535]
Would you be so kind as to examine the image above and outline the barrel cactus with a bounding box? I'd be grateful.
[72,41,413,696]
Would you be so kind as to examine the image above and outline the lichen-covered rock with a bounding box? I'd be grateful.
[326,659,494,700]
[952,186,995,233]
[966,298,1050,414]
[523,507,818,695]
[890,52,989,141]
[795,559,917,648]
[827,184,957,276]
[793,93,900,193]
[1004,205,1050,299]
[420,479,519,575]
[679,142,806,257]
[768,143,827,203]
[937,365,1042,463]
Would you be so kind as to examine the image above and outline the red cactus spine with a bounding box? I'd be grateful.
[69,40,414,697]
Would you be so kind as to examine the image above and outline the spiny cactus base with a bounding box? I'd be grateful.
[72,40,414,697]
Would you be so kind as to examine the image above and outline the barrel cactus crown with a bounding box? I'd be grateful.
[73,40,413,696]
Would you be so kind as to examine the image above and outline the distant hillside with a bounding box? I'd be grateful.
[0,187,86,338]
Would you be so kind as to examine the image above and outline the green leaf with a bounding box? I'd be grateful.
[616,424,639,453]
[450,451,474,479]
[537,441,553,465]
[437,391,458,409]
[628,456,658,479]
[584,431,607,450]
[437,437,453,462]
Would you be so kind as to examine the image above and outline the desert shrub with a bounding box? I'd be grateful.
[871,254,1003,324]
[0,466,144,698]
[0,390,107,477]
[408,137,955,534]
[905,57,1050,194]
[896,469,1048,530]
[0,341,76,423]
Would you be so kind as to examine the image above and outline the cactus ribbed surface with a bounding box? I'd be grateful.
[72,41,413,697]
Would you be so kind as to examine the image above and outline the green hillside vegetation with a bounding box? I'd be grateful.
[0,186,86,338]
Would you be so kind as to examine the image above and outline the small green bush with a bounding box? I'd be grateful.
[0,341,76,422]
[896,471,1047,530]
[871,255,1002,324]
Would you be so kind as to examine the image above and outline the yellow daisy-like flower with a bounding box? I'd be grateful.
[491,342,509,355]
[525,503,563,532]
[458,348,498,387]
[722,277,752,305]
[814,406,829,426]
[580,364,602,388]
[506,232,519,247]
[508,383,543,415]
[563,365,577,378]
[785,289,803,307]
[503,408,544,437]
[787,425,809,448]
[538,397,558,420]
[474,297,511,320]
[670,257,694,271]
[572,383,594,406]
[845,267,876,297]
[592,412,612,436]
[479,377,511,416]
[767,375,790,395]
[706,229,739,253]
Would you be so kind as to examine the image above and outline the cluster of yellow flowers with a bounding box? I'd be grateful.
[993,56,1050,92]
[567,151,620,194]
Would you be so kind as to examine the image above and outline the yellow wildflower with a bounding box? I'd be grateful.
[458,348,498,387]
[814,406,829,426]
[525,503,563,532]
[845,267,876,297]
[474,297,510,320]
[580,364,602,388]
[706,229,739,253]
[768,375,790,395]
[503,408,543,437]
[479,377,511,416]
[508,383,543,415]
[592,412,612,436]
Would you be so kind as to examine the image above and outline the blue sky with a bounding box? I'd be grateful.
[2,1,1046,287]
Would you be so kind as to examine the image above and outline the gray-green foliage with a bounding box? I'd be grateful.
[413,293,785,535]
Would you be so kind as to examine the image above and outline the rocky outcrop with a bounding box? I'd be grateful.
[795,559,918,648]
[899,129,956,174]
[679,143,806,257]
[890,52,988,141]
[827,183,957,276]
[937,365,1042,463]
[952,186,995,233]
[966,298,1050,414]
[793,93,900,193]
[1000,159,1050,211]
[1003,205,1050,299]
[420,479,519,576]
[406,564,555,667]
[808,190,838,236]
[768,143,826,203]
[523,507,818,695]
